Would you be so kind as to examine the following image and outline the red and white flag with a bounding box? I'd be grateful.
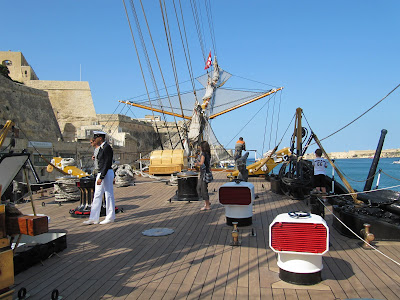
[204,51,212,70]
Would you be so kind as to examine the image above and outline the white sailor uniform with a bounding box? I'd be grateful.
[89,141,115,223]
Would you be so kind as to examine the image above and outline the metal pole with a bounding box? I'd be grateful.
[375,169,382,190]
[139,153,142,172]
[364,129,387,191]
[331,159,335,194]
[23,167,36,216]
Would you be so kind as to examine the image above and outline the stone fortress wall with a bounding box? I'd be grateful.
[0,75,62,143]
[0,74,94,181]
[25,80,98,142]
[0,50,172,180]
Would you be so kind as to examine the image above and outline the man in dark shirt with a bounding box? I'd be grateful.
[83,131,115,225]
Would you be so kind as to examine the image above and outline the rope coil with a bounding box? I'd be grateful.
[54,177,80,202]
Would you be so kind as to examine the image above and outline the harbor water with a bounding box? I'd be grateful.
[248,157,400,192]
[326,157,400,192]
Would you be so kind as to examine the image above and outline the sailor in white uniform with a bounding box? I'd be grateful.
[83,131,115,225]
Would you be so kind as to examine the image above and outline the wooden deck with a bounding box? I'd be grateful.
[12,172,400,299]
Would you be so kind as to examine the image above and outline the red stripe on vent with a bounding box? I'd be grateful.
[219,187,251,205]
[271,222,327,253]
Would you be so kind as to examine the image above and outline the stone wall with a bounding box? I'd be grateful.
[97,114,161,162]
[0,75,62,142]
[25,80,97,141]
[0,51,38,82]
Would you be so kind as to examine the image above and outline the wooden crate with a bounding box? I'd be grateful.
[17,216,48,236]
[0,249,14,291]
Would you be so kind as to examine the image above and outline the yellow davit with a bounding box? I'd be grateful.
[47,157,89,178]
[228,147,290,178]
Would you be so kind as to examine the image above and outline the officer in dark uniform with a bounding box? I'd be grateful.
[83,131,115,225]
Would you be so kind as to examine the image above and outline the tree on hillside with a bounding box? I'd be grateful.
[0,64,23,84]
[0,64,12,80]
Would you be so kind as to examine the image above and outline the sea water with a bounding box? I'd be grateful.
[326,158,400,192]
[247,157,400,192]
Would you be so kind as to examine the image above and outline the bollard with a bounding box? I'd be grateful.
[230,222,240,246]
[360,223,375,249]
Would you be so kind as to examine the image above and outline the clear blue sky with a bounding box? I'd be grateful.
[3,1,400,155]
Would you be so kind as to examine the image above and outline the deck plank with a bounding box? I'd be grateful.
[10,172,400,300]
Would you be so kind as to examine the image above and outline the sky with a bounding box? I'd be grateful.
[3,1,400,156]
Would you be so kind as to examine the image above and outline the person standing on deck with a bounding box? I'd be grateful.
[234,137,246,161]
[195,141,211,211]
[90,137,100,176]
[312,148,328,201]
[83,131,115,225]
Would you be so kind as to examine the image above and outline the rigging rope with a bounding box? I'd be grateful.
[127,105,138,119]
[204,0,217,56]
[319,82,400,142]
[121,79,192,102]
[302,111,379,184]
[230,74,280,89]
[139,0,183,149]
[175,0,199,102]
[268,93,277,150]
[159,0,187,124]
[274,90,283,146]
[319,198,400,269]
[82,102,128,170]
[130,0,174,148]
[190,0,207,61]
[225,95,276,148]
[261,95,270,155]
[122,0,164,150]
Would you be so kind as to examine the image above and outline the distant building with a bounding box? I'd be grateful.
[0,51,39,82]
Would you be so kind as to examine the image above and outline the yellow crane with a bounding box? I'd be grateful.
[0,120,15,148]
[228,147,291,178]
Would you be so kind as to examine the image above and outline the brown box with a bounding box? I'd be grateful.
[17,216,48,236]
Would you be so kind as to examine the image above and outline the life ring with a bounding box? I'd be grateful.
[47,164,54,173]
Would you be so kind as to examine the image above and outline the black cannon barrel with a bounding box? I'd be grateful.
[364,129,387,191]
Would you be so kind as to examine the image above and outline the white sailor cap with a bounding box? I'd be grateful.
[93,131,107,138]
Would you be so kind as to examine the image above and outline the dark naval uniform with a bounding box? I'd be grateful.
[88,141,115,223]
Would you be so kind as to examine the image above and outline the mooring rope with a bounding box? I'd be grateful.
[381,169,400,182]
[324,183,400,199]
[318,198,400,269]
[336,167,379,183]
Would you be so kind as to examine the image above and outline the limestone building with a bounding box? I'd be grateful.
[0,51,38,83]
[0,51,98,142]
[0,50,174,178]
[25,80,97,142]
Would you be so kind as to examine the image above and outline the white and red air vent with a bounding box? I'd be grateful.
[219,181,254,226]
[269,212,329,285]
[270,222,328,254]
[219,186,252,205]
